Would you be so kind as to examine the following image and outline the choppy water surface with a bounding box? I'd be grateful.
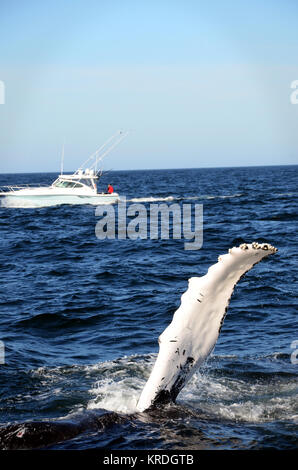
[0,166,297,450]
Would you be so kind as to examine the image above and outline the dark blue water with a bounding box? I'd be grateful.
[0,166,297,450]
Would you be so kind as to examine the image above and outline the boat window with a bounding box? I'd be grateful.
[53,180,67,188]
[53,180,83,188]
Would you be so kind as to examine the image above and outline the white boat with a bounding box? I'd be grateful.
[0,131,128,208]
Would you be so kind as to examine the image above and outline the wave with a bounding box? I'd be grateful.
[85,349,298,424]
[1,351,296,450]
[182,367,298,424]
[16,311,108,331]
[25,352,296,424]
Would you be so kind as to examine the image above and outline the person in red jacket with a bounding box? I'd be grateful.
[107,184,114,194]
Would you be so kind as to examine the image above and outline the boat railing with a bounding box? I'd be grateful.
[0,184,49,193]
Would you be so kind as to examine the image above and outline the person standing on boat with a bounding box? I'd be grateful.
[107,184,114,194]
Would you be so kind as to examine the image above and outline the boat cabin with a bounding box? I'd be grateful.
[51,168,98,192]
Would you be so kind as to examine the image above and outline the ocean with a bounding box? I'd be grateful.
[0,165,297,451]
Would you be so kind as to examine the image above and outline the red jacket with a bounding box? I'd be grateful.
[108,185,114,194]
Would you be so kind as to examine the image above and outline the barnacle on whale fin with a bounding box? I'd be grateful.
[240,243,248,250]
[250,241,277,252]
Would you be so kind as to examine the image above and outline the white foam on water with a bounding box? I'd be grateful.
[87,378,141,414]
[21,352,298,426]
[124,196,175,203]
[86,355,155,414]
[180,365,298,424]
[124,194,243,204]
[85,353,298,423]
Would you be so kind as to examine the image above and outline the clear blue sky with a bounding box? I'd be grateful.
[0,0,298,172]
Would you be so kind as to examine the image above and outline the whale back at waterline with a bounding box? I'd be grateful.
[136,243,278,412]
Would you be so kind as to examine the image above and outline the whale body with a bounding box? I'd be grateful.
[136,242,277,412]
[0,242,277,449]
[0,411,128,450]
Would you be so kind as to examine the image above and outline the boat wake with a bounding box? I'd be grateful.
[124,196,176,203]
[125,193,243,204]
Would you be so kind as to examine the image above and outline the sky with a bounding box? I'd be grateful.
[0,0,298,172]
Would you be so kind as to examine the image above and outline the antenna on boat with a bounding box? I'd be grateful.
[60,141,65,175]
[94,130,129,175]
[76,130,129,176]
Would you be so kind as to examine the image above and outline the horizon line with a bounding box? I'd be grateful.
[0,163,297,175]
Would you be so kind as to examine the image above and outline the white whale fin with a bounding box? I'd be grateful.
[137,242,278,412]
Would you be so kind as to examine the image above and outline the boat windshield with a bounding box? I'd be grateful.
[53,179,84,188]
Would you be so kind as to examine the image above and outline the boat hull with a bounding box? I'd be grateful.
[0,193,120,208]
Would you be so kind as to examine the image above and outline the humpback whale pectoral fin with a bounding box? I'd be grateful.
[137,242,277,413]
[146,356,195,409]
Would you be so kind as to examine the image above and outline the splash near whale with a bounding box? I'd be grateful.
[136,242,278,412]
[0,242,277,449]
